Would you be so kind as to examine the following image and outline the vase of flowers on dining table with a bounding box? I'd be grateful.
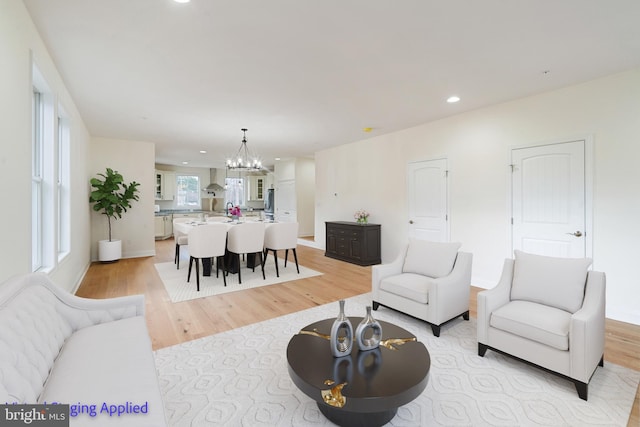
[230,205,242,221]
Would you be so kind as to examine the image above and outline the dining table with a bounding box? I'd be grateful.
[173,219,274,276]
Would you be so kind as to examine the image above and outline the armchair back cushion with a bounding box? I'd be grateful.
[511,250,592,313]
[402,239,461,278]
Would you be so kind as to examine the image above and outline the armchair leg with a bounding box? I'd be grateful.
[478,343,488,357]
[372,301,380,310]
[430,324,441,337]
[462,311,470,321]
[574,380,588,401]
[599,355,604,367]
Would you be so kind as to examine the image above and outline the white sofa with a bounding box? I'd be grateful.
[0,273,167,426]
[372,239,473,336]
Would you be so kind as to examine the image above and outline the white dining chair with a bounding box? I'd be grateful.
[173,217,193,269]
[187,223,228,291]
[263,222,299,277]
[226,222,265,284]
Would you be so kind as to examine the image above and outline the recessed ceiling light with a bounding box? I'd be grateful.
[199,150,207,154]
[182,161,189,165]
[447,96,461,103]
[275,157,281,161]
[173,0,190,3]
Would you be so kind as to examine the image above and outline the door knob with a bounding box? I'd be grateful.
[566,231,583,237]
[409,220,414,224]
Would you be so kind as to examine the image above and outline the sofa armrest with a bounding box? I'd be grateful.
[570,270,606,381]
[372,244,408,298]
[477,258,514,343]
[428,252,473,323]
[39,275,145,330]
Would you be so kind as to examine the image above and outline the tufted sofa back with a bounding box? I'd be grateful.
[0,273,143,404]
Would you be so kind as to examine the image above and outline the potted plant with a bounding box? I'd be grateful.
[90,168,140,261]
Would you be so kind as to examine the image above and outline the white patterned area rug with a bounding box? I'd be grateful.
[154,250,322,303]
[154,294,640,426]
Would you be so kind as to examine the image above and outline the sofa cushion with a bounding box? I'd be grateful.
[490,300,572,350]
[511,250,592,313]
[380,273,432,304]
[39,316,166,426]
[402,240,461,278]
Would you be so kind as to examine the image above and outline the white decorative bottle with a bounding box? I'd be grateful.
[355,306,382,351]
[330,300,353,357]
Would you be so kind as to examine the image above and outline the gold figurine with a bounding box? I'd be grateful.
[299,328,415,351]
[321,381,348,408]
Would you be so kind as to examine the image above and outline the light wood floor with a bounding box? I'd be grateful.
[77,238,639,425]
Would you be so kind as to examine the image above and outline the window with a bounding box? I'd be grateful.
[32,89,44,271]
[57,114,70,259]
[225,177,245,207]
[175,175,200,209]
[31,62,56,272]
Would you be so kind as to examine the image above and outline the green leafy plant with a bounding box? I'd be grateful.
[89,168,140,241]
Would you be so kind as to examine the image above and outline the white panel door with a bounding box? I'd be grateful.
[407,159,448,241]
[275,179,296,222]
[512,140,586,257]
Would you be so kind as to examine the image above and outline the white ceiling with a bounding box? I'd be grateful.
[24,0,640,169]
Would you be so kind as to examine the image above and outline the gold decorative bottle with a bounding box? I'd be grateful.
[330,300,353,357]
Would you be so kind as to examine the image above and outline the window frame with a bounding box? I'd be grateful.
[175,174,201,209]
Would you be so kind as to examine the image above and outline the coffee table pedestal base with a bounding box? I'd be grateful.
[318,403,396,427]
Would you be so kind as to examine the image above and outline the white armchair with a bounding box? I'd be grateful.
[372,239,473,337]
[477,250,605,400]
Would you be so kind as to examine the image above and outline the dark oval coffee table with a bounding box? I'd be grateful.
[287,316,430,427]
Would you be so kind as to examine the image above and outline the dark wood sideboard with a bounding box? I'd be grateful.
[325,221,381,266]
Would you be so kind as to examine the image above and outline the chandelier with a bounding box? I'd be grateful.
[226,128,262,171]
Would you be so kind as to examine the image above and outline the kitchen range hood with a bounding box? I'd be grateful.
[204,169,225,197]
[205,182,225,194]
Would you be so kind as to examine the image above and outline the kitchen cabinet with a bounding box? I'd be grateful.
[325,221,381,266]
[155,171,175,201]
[154,215,173,240]
[247,176,265,201]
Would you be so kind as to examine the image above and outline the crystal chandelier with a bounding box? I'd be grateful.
[226,128,262,171]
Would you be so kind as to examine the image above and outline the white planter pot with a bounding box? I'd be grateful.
[98,239,122,262]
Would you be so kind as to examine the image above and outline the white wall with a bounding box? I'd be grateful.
[316,69,640,325]
[90,138,156,260]
[0,0,91,291]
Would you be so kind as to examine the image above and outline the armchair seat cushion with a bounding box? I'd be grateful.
[380,273,431,304]
[490,300,571,351]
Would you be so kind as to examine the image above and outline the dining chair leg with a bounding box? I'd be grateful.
[273,250,280,277]
[292,248,300,273]
[259,251,265,280]
[187,256,194,282]
[237,253,242,284]
[175,244,180,269]
[261,248,268,269]
[218,256,226,287]
[195,258,200,291]
[284,249,289,267]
